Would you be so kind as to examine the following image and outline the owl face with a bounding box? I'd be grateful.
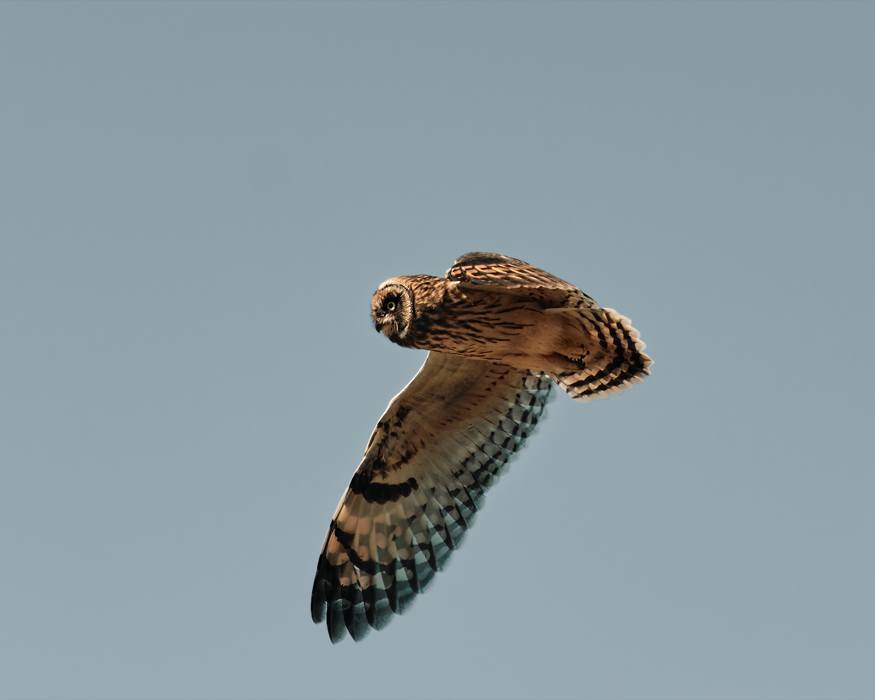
[371,282,414,342]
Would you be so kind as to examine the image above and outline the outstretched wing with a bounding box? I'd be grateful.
[311,352,552,642]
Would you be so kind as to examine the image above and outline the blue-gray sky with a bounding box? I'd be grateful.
[1,2,873,699]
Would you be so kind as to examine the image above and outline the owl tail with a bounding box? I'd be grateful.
[546,306,651,401]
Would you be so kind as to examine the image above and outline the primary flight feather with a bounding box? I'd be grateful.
[310,252,651,642]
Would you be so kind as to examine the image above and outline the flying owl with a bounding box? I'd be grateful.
[310,252,650,642]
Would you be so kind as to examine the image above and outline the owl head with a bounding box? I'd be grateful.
[371,281,415,343]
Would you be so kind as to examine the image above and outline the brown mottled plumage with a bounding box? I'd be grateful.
[311,252,651,642]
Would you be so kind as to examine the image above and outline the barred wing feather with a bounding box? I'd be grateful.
[310,352,552,642]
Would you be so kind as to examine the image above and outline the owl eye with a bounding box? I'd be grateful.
[385,300,397,312]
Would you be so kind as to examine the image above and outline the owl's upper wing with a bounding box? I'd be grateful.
[445,252,651,399]
[311,352,552,642]
[446,251,593,305]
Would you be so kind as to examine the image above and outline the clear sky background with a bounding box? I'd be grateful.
[1,2,873,699]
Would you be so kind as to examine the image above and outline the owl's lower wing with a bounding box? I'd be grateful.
[310,352,552,642]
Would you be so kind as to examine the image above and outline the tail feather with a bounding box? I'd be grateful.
[548,306,651,401]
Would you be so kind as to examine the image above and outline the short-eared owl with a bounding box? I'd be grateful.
[311,252,650,642]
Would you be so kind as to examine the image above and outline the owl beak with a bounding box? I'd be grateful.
[374,317,396,338]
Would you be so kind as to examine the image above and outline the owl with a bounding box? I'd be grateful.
[311,252,650,642]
